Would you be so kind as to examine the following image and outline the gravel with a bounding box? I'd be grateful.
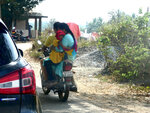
[74,46,106,68]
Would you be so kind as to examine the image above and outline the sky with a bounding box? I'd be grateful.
[32,0,150,26]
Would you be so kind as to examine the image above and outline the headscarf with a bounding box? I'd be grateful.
[55,30,65,40]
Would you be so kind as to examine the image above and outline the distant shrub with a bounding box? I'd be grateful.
[78,39,98,48]
[29,36,45,59]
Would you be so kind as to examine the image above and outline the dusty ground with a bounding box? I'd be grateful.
[73,67,150,113]
[20,42,150,113]
[73,47,150,113]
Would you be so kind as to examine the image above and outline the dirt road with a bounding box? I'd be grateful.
[16,42,150,113]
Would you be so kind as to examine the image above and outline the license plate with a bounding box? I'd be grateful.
[63,71,73,77]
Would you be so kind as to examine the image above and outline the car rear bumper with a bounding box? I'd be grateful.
[0,94,42,113]
[0,94,21,113]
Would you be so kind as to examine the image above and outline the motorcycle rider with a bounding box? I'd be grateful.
[40,22,60,81]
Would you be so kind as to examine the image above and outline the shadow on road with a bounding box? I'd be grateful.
[36,86,70,113]
[36,86,107,113]
[78,92,150,113]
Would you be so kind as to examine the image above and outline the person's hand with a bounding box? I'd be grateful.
[42,45,47,51]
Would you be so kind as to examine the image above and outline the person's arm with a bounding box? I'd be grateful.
[58,41,71,50]
[42,35,55,51]
[58,34,74,50]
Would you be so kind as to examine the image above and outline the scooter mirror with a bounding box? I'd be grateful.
[37,40,42,45]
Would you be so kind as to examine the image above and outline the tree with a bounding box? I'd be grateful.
[86,17,103,33]
[43,18,56,36]
[1,0,43,30]
[79,26,86,32]
[47,18,56,30]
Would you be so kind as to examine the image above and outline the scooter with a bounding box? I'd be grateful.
[11,30,30,42]
[37,40,77,102]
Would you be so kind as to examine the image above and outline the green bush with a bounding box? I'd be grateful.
[98,10,150,83]
[78,39,98,48]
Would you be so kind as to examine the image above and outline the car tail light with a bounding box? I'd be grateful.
[0,65,36,95]
[21,65,36,95]
[0,71,20,94]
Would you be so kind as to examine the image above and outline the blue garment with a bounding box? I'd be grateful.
[51,61,63,77]
[43,58,63,78]
[55,34,77,62]
[62,34,74,47]
[55,34,74,51]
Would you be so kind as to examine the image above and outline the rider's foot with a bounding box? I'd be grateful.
[70,85,77,92]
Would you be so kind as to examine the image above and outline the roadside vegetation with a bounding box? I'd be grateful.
[77,39,97,48]
[98,9,150,86]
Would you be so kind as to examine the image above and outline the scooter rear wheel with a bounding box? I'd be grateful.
[58,89,69,102]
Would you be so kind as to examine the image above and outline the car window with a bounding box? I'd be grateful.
[0,30,18,66]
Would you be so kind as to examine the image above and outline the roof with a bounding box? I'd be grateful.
[26,12,48,18]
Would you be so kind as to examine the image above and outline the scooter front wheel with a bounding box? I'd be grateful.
[42,86,50,95]
[40,70,50,95]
